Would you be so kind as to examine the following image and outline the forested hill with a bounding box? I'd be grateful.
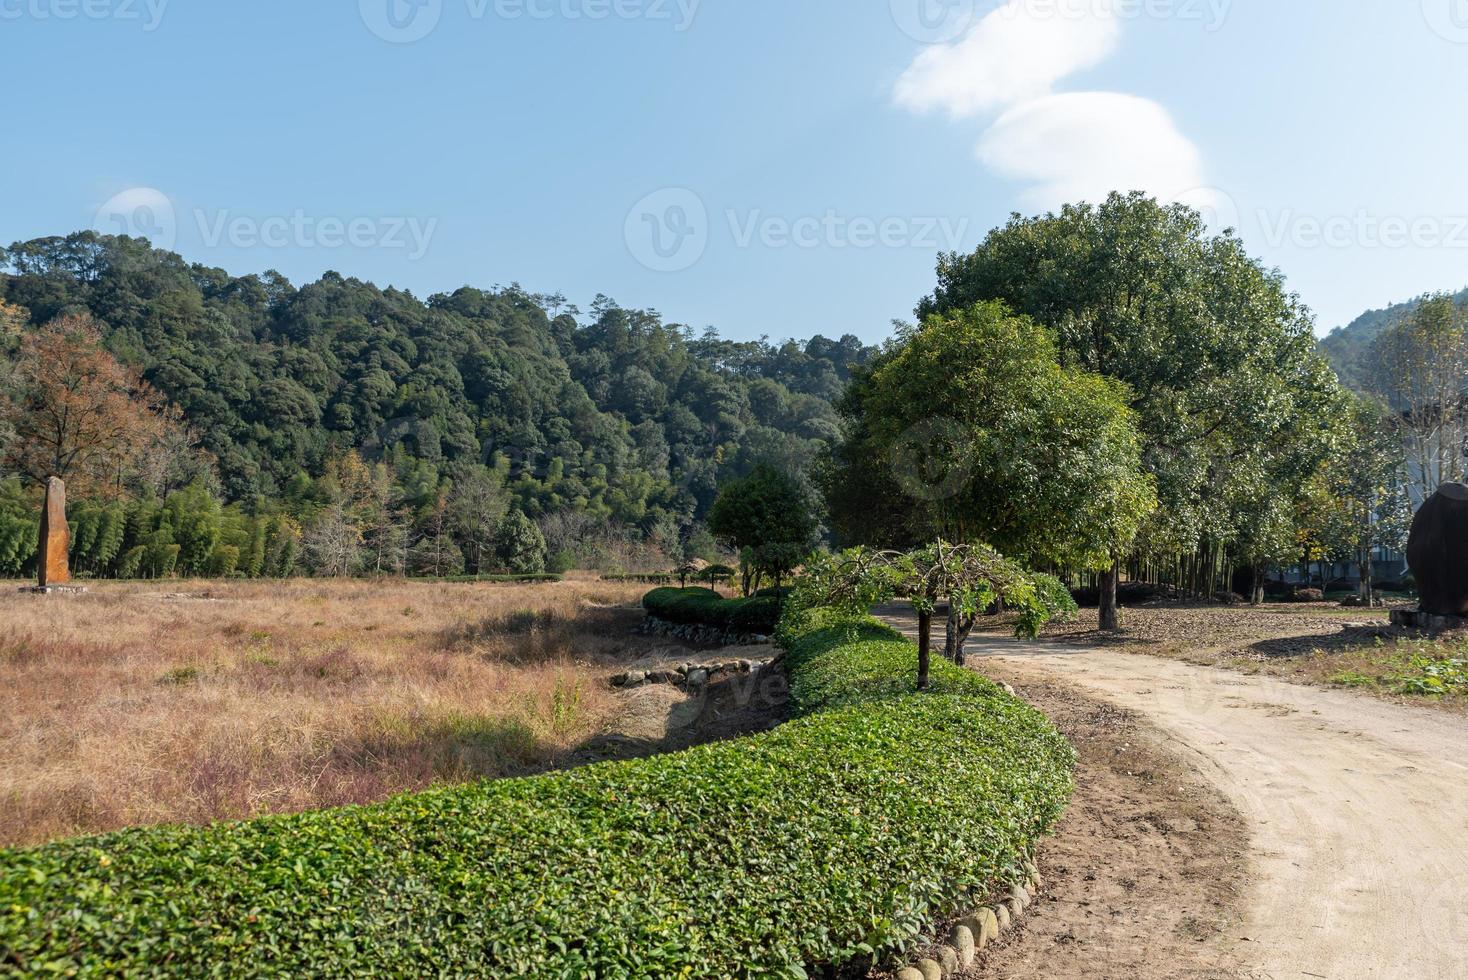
[1319,286,1468,391]
[0,233,875,534]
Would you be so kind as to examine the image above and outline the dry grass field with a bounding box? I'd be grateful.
[0,577,652,848]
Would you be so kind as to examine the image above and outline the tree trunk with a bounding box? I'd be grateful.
[1099,559,1121,632]
[1251,563,1265,606]
[917,609,932,691]
[945,605,976,667]
[1361,542,1375,607]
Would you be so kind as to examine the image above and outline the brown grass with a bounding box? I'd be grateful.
[0,578,650,847]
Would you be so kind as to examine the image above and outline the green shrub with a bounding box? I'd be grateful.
[643,586,783,635]
[1031,573,1079,622]
[0,610,1073,978]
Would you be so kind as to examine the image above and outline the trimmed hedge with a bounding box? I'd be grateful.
[642,586,783,635]
[414,573,564,584]
[0,609,1074,978]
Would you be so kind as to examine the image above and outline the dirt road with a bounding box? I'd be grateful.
[883,610,1468,979]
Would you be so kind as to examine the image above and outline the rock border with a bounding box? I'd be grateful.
[893,854,1042,980]
[611,656,776,691]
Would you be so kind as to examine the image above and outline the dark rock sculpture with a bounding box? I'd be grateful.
[1405,482,1468,616]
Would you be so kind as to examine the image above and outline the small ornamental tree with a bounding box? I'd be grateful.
[708,464,819,594]
[786,542,1056,689]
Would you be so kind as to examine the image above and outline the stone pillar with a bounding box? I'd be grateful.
[37,476,70,588]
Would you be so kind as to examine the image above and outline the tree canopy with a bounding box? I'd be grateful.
[823,301,1154,570]
[708,463,819,592]
[915,192,1344,578]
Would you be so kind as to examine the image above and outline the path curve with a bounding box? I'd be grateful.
[881,608,1468,979]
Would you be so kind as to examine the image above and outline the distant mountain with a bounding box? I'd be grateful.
[1318,287,1468,391]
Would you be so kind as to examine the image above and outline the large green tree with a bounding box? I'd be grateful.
[917,193,1341,621]
[823,301,1154,634]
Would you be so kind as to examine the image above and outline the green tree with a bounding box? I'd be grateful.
[708,464,818,594]
[918,193,1339,625]
[494,510,547,574]
[1367,293,1468,494]
[851,302,1152,564]
[450,466,509,574]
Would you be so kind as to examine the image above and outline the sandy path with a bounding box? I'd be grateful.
[882,611,1468,980]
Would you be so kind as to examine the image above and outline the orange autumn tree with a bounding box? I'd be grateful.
[2,313,173,496]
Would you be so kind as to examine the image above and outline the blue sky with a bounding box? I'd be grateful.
[4,1,1467,342]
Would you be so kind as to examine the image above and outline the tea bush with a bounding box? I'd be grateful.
[642,586,784,635]
[0,609,1072,978]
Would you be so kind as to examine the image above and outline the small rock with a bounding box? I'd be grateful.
[1000,682,1017,696]
[1010,883,1030,910]
[915,959,942,980]
[994,903,1011,932]
[977,906,998,945]
[895,969,925,980]
[1028,871,1041,893]
[935,944,959,974]
[958,913,989,949]
[1005,897,1024,920]
[750,634,771,644]
[686,668,710,687]
[949,925,975,967]
[611,672,630,687]
[625,670,647,687]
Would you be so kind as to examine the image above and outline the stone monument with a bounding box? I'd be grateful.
[1392,482,1468,629]
[28,476,82,594]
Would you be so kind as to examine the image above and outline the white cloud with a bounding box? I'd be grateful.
[976,92,1207,209]
[893,2,1120,119]
[893,3,1210,212]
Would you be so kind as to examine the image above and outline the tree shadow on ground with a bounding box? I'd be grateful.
[1244,625,1393,660]
[565,662,791,769]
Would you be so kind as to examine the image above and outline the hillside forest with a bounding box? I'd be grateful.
[0,232,874,579]
[1,194,1462,596]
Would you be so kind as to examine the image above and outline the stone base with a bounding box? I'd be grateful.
[18,585,88,595]
[1391,609,1468,632]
